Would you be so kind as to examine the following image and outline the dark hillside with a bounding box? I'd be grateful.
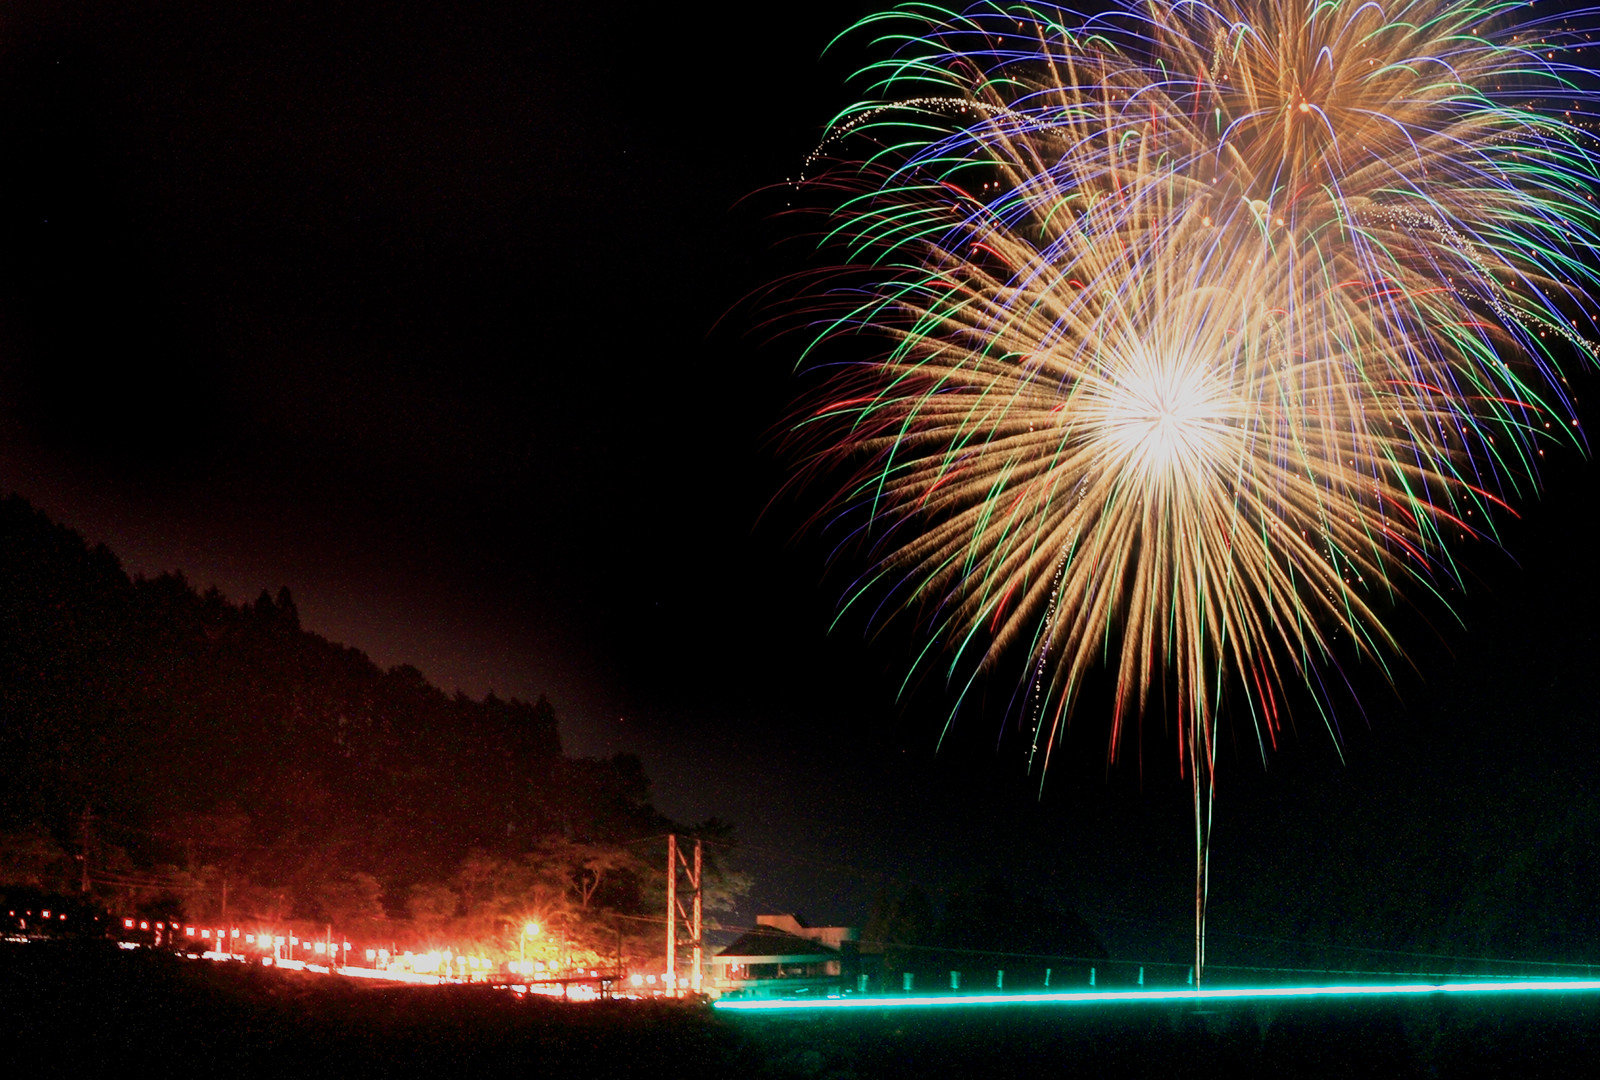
[0,494,724,947]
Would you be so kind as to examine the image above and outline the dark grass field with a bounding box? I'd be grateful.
[5,943,1600,1077]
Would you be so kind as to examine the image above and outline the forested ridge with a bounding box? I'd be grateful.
[0,494,736,958]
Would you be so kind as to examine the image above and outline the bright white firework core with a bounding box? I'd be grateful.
[1100,348,1224,477]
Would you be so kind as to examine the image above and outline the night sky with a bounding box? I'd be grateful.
[2,0,1599,964]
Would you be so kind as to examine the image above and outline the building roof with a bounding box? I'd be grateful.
[716,926,840,961]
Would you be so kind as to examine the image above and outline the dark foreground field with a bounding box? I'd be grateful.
[4,944,1599,1078]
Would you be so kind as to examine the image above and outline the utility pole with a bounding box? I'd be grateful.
[77,805,93,893]
[665,834,676,992]
[664,834,703,996]
[691,839,703,994]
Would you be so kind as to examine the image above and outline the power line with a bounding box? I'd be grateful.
[89,873,207,892]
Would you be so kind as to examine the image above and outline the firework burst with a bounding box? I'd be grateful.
[786,0,1600,976]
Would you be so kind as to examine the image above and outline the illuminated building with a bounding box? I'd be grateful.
[712,914,862,999]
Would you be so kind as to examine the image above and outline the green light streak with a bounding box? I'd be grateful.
[714,979,1600,1013]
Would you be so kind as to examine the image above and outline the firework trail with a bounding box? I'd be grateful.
[786,0,1600,977]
